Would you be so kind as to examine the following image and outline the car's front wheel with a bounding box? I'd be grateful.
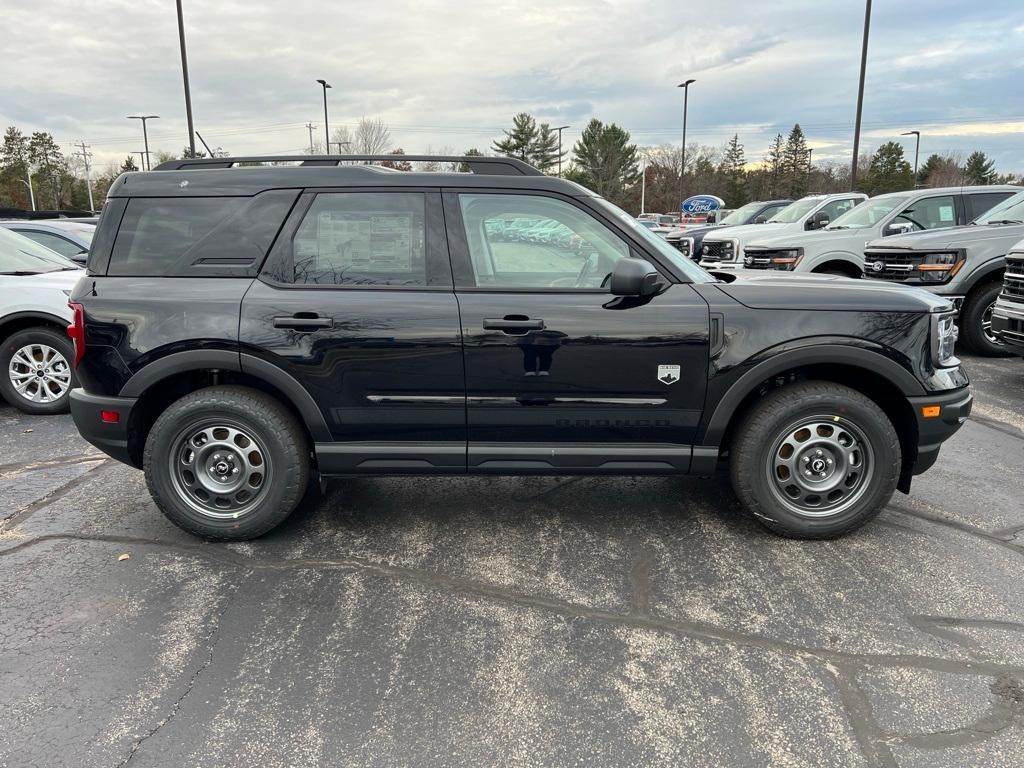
[958,281,1010,357]
[0,327,77,415]
[730,381,900,538]
[144,386,310,540]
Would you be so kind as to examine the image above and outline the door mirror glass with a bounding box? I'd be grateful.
[753,215,768,224]
[806,210,830,230]
[610,258,663,297]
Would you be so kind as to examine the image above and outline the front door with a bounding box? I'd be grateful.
[445,190,709,473]
[241,188,466,472]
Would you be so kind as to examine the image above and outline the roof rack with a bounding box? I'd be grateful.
[153,155,542,176]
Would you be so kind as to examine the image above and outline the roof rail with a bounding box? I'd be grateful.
[153,155,543,176]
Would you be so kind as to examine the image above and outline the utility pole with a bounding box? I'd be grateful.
[850,0,872,190]
[176,0,196,156]
[21,172,35,211]
[640,155,647,215]
[554,125,569,177]
[74,141,95,211]
[306,122,317,154]
[132,151,147,171]
[806,147,813,192]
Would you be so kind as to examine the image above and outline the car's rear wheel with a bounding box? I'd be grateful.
[959,281,1010,357]
[144,386,310,540]
[0,327,77,415]
[730,381,900,538]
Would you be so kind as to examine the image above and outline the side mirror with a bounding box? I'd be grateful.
[753,215,768,224]
[805,211,830,230]
[884,221,914,236]
[610,258,664,297]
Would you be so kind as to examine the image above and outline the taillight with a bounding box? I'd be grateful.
[67,302,85,368]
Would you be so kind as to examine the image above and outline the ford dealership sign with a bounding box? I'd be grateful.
[680,194,725,215]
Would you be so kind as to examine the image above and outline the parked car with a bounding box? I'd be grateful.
[68,154,969,541]
[639,213,678,226]
[0,220,94,265]
[699,193,867,268]
[992,239,1024,356]
[665,199,792,260]
[0,227,83,414]
[860,190,1024,355]
[740,185,1019,277]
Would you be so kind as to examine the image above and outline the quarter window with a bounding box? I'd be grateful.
[966,192,1014,221]
[286,193,427,286]
[457,194,630,289]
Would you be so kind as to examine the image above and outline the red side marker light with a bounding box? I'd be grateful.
[101,410,120,424]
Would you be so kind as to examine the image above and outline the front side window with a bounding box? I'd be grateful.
[720,201,766,225]
[288,193,427,286]
[767,198,820,223]
[892,195,957,231]
[21,231,84,258]
[458,194,630,289]
[827,195,908,229]
[819,197,860,223]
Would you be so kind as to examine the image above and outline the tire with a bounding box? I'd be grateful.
[729,381,900,539]
[958,281,1010,357]
[143,386,310,540]
[0,326,77,415]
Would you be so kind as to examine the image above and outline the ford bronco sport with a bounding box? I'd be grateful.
[68,156,971,540]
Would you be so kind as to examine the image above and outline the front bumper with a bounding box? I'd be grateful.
[906,386,973,478]
[992,299,1024,355]
[69,388,140,468]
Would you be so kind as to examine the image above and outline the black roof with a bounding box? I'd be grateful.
[108,155,591,199]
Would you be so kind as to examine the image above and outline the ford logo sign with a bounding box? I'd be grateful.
[681,194,725,215]
[871,261,885,272]
[744,256,753,266]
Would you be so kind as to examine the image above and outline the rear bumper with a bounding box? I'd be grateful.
[69,388,140,468]
[992,300,1024,356]
[907,386,973,477]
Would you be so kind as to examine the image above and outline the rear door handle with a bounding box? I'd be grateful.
[273,315,334,330]
[483,317,545,333]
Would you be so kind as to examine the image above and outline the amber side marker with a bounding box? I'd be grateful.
[921,405,941,418]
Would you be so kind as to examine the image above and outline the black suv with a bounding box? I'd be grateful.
[68,156,971,541]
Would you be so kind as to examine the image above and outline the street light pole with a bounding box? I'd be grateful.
[901,130,921,177]
[640,155,647,215]
[176,0,196,156]
[132,151,147,171]
[806,147,813,191]
[127,115,159,170]
[317,79,332,152]
[677,79,695,209]
[850,0,872,190]
[554,125,569,177]
[19,177,35,211]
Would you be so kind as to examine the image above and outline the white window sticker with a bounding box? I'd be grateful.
[939,205,954,222]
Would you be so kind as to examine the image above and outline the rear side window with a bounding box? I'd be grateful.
[108,191,297,276]
[966,191,1014,221]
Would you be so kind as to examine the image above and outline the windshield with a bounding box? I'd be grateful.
[826,195,907,229]
[973,191,1024,225]
[720,201,766,225]
[0,228,80,273]
[595,198,714,283]
[767,198,820,224]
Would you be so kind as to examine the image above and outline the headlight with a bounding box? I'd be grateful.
[768,249,803,271]
[931,312,959,367]
[917,252,964,283]
[679,237,693,256]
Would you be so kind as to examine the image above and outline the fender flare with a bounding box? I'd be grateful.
[0,310,70,335]
[700,343,924,446]
[119,349,332,442]
[805,250,863,274]
[958,257,1004,296]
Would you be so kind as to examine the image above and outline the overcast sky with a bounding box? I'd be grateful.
[3,0,1023,173]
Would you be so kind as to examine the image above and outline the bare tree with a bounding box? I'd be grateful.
[354,117,391,155]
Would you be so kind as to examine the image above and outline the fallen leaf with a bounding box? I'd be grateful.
[118,553,130,562]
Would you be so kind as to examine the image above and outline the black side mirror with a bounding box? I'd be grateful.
[753,215,768,224]
[806,210,830,230]
[610,258,664,297]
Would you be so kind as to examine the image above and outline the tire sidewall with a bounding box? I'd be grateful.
[960,281,1008,357]
[0,327,77,415]
[736,388,899,537]
[145,391,307,539]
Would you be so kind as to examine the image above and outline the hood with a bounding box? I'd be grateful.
[12,268,85,290]
[702,222,789,242]
[715,272,953,313]
[866,223,1024,251]
[747,228,860,250]
[666,224,721,239]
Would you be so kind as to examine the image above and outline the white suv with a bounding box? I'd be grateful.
[0,227,84,414]
[699,193,866,269]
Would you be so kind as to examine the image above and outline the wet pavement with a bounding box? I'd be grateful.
[1,353,1023,767]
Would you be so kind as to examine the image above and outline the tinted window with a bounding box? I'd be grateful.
[109,198,245,276]
[973,191,1024,225]
[21,231,84,257]
[966,191,1015,221]
[458,194,630,289]
[768,198,820,223]
[818,197,860,224]
[287,192,427,286]
[893,195,957,231]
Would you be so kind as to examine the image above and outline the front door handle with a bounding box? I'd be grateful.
[273,315,334,330]
[483,317,545,333]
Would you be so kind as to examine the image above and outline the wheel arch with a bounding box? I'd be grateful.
[958,257,1004,296]
[0,311,69,341]
[803,250,862,275]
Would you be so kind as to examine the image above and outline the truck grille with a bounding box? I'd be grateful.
[1003,254,1024,303]
[741,248,783,270]
[701,240,733,262]
[863,250,925,282]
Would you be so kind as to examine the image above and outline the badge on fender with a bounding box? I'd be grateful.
[658,364,680,385]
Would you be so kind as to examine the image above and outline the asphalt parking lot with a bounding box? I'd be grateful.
[1,353,1022,768]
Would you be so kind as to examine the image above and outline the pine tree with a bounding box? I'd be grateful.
[865,141,914,195]
[531,123,562,173]
[120,156,139,173]
[457,147,483,173]
[380,148,413,171]
[571,119,640,206]
[782,124,809,198]
[492,113,538,161]
[964,151,997,185]
[720,134,747,207]
[764,134,785,198]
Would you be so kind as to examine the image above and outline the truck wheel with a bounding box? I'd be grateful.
[730,381,900,539]
[959,281,1010,357]
[143,386,310,540]
[0,327,77,415]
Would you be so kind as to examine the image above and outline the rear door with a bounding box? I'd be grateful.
[241,188,466,471]
[445,190,710,474]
